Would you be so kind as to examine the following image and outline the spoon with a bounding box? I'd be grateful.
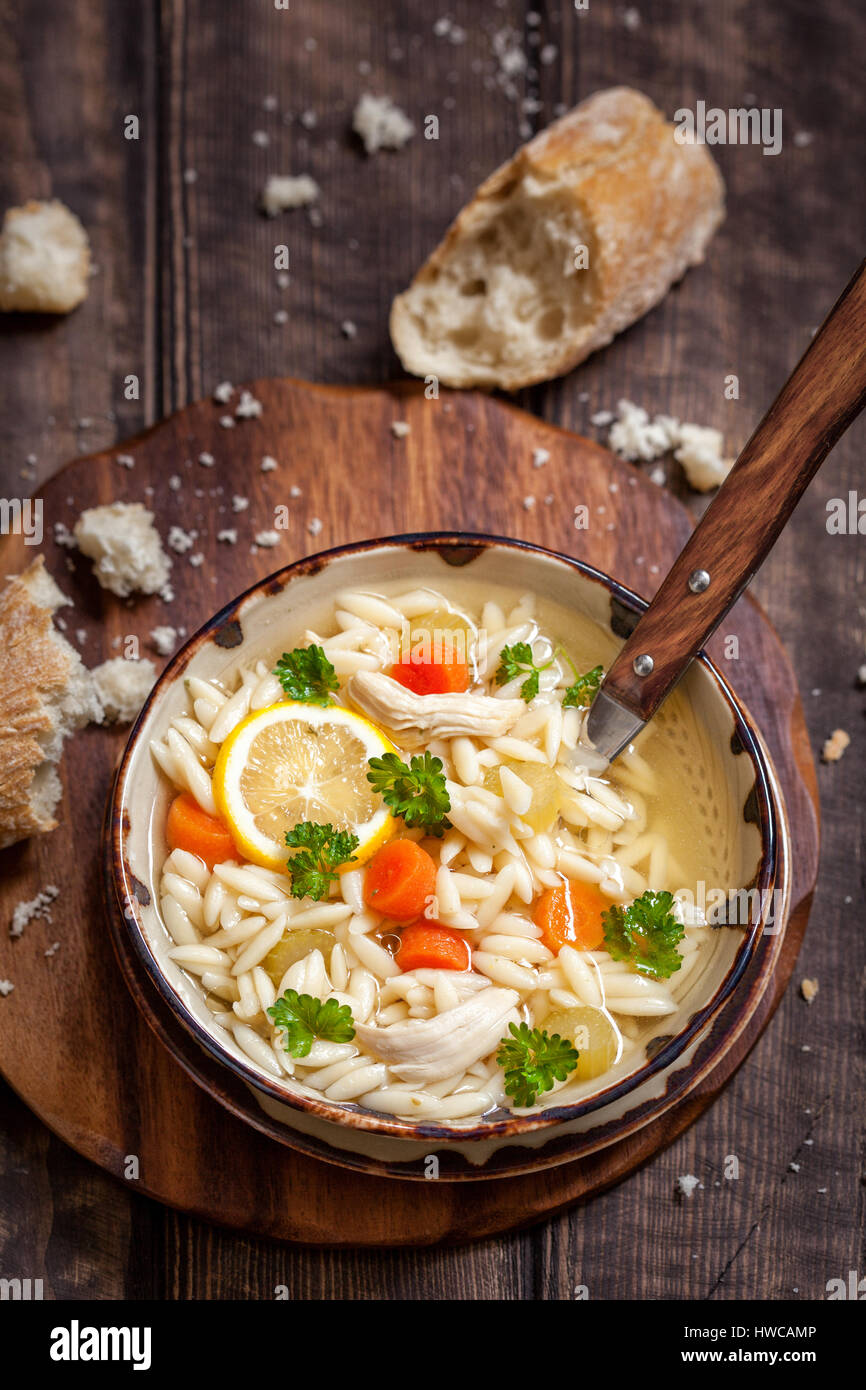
[586,258,866,763]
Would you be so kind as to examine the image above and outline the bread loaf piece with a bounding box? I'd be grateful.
[390,88,724,390]
[0,558,103,849]
[0,199,90,314]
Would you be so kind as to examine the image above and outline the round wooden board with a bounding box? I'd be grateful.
[0,378,819,1245]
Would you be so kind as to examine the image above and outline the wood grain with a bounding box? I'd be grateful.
[0,0,862,1300]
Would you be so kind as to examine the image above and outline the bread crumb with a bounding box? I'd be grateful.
[149,625,177,656]
[10,885,59,938]
[219,414,235,429]
[198,452,215,468]
[605,400,733,492]
[677,1174,700,1197]
[822,729,850,763]
[44,941,60,958]
[167,525,196,555]
[91,657,156,723]
[433,16,467,43]
[232,495,249,513]
[308,517,323,536]
[789,1161,800,1172]
[213,381,234,404]
[492,28,527,91]
[254,530,280,548]
[73,503,172,598]
[857,664,866,687]
[674,423,734,492]
[289,485,302,499]
[391,420,411,438]
[0,199,90,313]
[608,400,679,461]
[591,409,615,427]
[532,447,550,468]
[800,977,819,1004]
[116,453,135,469]
[217,529,238,544]
[261,174,320,216]
[261,455,278,472]
[169,475,182,491]
[235,389,263,420]
[523,496,536,510]
[189,553,204,568]
[341,319,358,339]
[0,980,14,998]
[353,94,415,154]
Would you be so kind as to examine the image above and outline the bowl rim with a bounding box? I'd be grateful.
[107,531,778,1143]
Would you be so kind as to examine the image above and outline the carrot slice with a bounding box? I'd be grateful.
[533,880,609,954]
[390,639,470,696]
[166,792,238,871]
[363,839,437,921]
[395,921,471,972]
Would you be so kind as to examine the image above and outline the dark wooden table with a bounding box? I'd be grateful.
[1,0,863,1300]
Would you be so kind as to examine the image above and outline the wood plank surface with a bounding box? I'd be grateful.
[0,0,863,1299]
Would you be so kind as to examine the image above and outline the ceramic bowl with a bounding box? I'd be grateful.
[104,534,788,1178]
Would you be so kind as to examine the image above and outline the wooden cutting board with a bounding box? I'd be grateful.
[0,378,819,1244]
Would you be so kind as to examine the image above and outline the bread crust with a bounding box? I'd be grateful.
[390,87,725,390]
[0,559,82,847]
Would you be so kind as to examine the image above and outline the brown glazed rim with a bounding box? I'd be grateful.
[106,532,778,1145]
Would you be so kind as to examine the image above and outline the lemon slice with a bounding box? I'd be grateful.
[213,702,396,870]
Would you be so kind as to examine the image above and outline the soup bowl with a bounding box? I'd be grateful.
[104,534,788,1179]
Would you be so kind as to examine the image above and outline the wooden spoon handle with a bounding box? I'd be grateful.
[601,257,866,722]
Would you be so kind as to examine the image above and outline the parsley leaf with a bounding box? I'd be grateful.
[285,821,359,900]
[367,751,451,835]
[602,890,684,980]
[496,1021,579,1108]
[494,641,554,701]
[273,645,339,706]
[268,989,355,1058]
[562,663,603,709]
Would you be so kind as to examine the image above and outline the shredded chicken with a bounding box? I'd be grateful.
[348,671,526,742]
[354,985,519,1084]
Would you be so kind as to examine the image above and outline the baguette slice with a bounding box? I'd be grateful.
[0,558,103,849]
[390,87,724,390]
